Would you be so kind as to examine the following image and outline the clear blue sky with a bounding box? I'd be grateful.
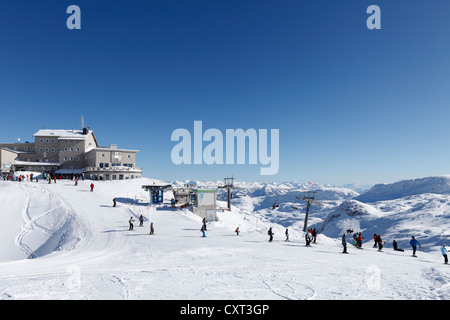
[1,0,449,185]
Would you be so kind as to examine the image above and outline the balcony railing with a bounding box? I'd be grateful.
[84,166,142,172]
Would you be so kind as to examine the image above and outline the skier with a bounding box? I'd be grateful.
[235,227,240,235]
[410,236,421,257]
[376,234,383,251]
[285,229,289,242]
[201,224,206,237]
[129,217,135,231]
[74,179,78,186]
[202,217,207,231]
[113,197,117,207]
[268,227,274,242]
[149,222,154,235]
[305,232,311,246]
[139,214,144,227]
[393,239,404,252]
[312,228,317,244]
[373,234,378,248]
[342,233,348,254]
[90,183,94,192]
[441,244,448,264]
[357,233,363,248]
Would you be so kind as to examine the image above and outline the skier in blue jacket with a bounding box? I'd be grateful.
[441,245,448,264]
[410,236,421,257]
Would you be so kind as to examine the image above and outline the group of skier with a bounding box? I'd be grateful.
[128,214,154,234]
[339,231,448,264]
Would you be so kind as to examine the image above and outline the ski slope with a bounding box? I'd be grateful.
[0,177,449,300]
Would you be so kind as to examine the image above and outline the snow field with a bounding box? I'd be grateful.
[0,177,449,300]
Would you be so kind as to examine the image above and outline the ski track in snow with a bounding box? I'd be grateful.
[0,178,449,300]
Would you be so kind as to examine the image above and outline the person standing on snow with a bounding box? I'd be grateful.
[373,234,378,248]
[90,183,94,192]
[139,215,144,227]
[305,232,312,246]
[129,217,135,231]
[357,233,363,248]
[235,227,240,235]
[113,197,117,207]
[410,236,421,257]
[441,244,448,264]
[202,217,207,231]
[312,228,317,244]
[285,229,289,242]
[342,233,348,254]
[376,234,383,251]
[201,224,206,237]
[268,227,274,242]
[149,222,154,235]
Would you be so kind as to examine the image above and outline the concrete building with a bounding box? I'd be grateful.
[0,128,141,180]
[192,189,218,221]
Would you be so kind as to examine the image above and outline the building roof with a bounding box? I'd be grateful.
[33,129,93,140]
[87,146,140,153]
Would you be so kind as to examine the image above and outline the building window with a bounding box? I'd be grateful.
[39,148,43,152]
[64,148,68,151]
[30,147,33,151]
[52,139,55,143]
[57,148,60,152]
[24,147,28,151]
[76,157,79,161]
[45,148,49,152]
[104,163,109,167]
[70,148,74,152]
[127,155,131,159]
[46,139,49,143]
[101,153,105,158]
[99,163,104,168]
[64,157,67,160]
[40,139,43,143]
[76,148,80,152]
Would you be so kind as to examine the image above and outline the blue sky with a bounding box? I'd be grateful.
[1,0,449,185]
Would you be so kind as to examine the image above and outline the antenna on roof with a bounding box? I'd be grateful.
[81,115,85,129]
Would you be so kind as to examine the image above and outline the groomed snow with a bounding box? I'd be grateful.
[0,177,449,300]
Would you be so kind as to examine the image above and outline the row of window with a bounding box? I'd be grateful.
[39,139,57,143]
[36,147,81,152]
[100,153,132,159]
[98,163,133,168]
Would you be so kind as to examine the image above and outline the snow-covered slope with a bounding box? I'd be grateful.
[0,176,449,300]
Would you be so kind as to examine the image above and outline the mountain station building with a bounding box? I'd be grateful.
[0,127,141,180]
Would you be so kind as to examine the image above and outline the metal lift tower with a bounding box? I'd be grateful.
[296,191,322,232]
